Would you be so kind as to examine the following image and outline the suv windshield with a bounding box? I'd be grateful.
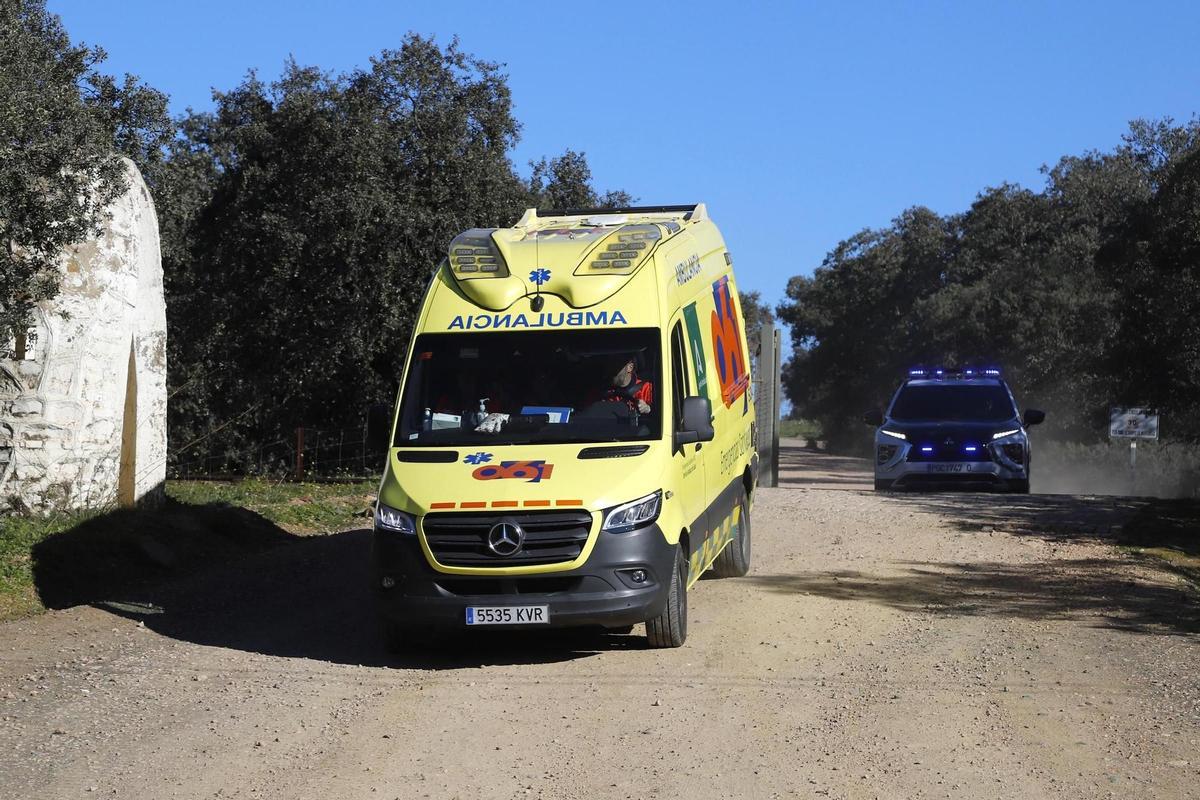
[889,384,1017,422]
[396,329,661,446]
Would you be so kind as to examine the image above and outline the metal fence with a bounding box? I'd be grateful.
[170,425,382,482]
[171,326,785,485]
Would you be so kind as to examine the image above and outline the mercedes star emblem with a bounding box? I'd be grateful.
[486,521,525,557]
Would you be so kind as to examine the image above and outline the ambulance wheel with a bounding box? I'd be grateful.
[1008,479,1030,494]
[646,545,688,648]
[711,492,751,578]
[874,479,894,492]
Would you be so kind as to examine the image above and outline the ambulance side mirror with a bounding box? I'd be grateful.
[863,409,884,427]
[675,396,715,450]
[1023,408,1045,427]
[366,403,393,451]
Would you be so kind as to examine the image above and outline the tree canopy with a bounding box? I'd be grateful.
[0,0,170,342]
[777,118,1200,447]
[158,35,631,468]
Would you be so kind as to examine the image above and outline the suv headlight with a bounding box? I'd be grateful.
[375,503,416,534]
[988,432,1027,466]
[602,490,662,533]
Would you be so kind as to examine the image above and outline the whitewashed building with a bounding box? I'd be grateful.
[0,160,167,511]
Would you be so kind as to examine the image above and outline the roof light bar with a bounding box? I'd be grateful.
[908,365,1003,379]
[448,229,510,279]
[577,223,663,276]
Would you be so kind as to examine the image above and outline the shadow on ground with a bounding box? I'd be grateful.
[879,490,1200,577]
[750,557,1200,637]
[776,440,873,490]
[31,502,639,669]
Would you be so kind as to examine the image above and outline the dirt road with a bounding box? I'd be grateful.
[2,442,1198,799]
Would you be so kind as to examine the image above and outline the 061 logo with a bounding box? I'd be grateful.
[471,460,554,483]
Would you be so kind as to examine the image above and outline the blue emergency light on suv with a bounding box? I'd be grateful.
[863,367,1045,493]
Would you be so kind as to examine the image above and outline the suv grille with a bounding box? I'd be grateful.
[422,510,593,567]
[906,444,993,463]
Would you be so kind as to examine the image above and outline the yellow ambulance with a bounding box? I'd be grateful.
[371,204,757,648]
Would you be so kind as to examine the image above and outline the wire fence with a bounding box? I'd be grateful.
[169,425,383,482]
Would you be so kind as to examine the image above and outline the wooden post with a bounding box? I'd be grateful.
[294,426,305,481]
[771,326,782,487]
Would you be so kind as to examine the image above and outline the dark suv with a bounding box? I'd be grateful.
[864,368,1045,493]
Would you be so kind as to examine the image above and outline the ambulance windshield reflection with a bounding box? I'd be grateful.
[395,329,661,446]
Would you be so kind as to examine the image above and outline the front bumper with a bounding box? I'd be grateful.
[874,440,1028,489]
[372,522,676,630]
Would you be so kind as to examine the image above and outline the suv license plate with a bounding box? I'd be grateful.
[927,463,973,473]
[465,606,549,625]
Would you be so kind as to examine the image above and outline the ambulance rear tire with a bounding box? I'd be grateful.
[646,546,688,648]
[711,492,751,578]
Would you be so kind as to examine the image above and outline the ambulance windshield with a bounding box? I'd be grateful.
[396,329,662,446]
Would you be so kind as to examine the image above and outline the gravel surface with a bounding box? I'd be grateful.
[2,443,1198,799]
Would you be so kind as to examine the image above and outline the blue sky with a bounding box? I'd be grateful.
[51,1,1200,310]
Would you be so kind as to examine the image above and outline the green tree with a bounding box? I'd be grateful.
[161,36,630,469]
[738,290,774,355]
[528,149,635,209]
[0,0,171,341]
[777,117,1200,446]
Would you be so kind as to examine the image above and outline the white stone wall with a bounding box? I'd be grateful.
[0,159,167,512]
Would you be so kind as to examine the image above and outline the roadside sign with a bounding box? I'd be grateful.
[1109,407,1159,440]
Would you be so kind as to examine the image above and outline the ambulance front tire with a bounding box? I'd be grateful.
[711,491,751,578]
[874,478,894,492]
[645,545,688,648]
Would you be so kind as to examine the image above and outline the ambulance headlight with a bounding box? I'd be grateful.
[449,229,510,278]
[375,503,416,535]
[602,490,662,533]
[578,224,663,275]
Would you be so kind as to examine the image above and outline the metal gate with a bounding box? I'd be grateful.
[752,323,782,488]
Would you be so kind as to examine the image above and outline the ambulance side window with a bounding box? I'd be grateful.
[670,322,690,429]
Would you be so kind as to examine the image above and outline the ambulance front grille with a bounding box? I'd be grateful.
[422,510,594,567]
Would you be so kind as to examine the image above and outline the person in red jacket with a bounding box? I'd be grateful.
[599,354,653,415]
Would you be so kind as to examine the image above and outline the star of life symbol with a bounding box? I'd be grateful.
[463,452,493,465]
[529,268,551,286]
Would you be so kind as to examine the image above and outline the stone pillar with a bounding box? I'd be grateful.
[0,159,167,512]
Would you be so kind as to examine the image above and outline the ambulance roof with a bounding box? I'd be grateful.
[443,204,710,311]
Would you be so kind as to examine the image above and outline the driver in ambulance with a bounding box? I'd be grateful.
[599,354,653,415]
